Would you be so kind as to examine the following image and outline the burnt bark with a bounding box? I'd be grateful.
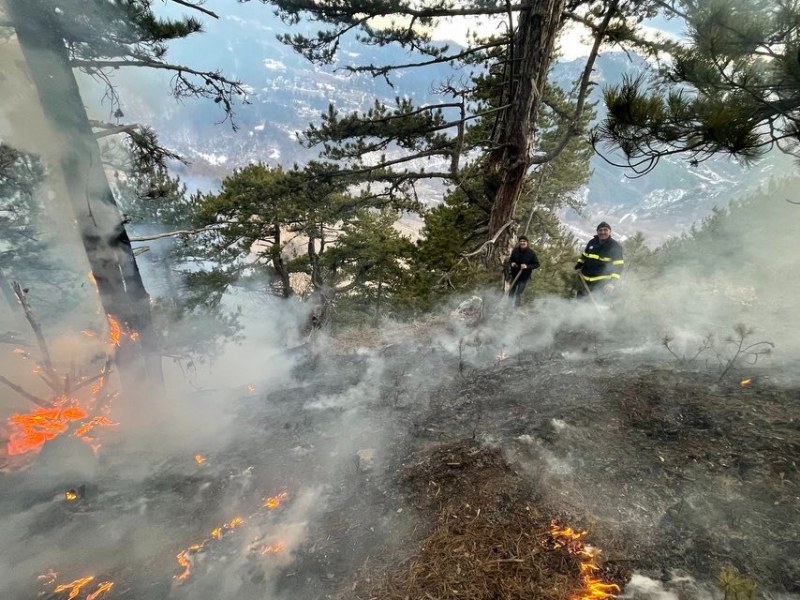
[486,0,568,269]
[6,0,163,391]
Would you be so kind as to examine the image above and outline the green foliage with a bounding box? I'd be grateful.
[621,232,653,270]
[716,566,757,600]
[599,0,800,168]
[322,209,416,323]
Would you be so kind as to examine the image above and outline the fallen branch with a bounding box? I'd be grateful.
[0,375,51,408]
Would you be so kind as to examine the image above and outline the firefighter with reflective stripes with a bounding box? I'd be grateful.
[575,221,624,295]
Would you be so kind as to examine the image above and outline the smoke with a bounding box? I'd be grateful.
[3,3,800,600]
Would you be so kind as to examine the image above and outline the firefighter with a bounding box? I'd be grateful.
[575,221,623,295]
[507,236,540,307]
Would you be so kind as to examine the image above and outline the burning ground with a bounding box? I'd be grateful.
[1,305,799,600]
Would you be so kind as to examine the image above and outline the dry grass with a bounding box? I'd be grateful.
[345,441,626,600]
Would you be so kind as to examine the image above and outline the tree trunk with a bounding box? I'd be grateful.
[486,0,567,269]
[7,0,163,391]
[272,225,292,298]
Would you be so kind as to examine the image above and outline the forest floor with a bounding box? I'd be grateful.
[2,309,799,600]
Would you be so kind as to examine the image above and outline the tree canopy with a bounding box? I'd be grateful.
[251,0,663,264]
[598,0,800,174]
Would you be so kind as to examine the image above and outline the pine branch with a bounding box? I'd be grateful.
[343,41,505,76]
[534,0,622,165]
[168,0,219,19]
[269,1,536,19]
[93,123,141,139]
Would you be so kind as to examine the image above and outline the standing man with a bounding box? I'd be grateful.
[575,221,624,295]
[507,236,540,307]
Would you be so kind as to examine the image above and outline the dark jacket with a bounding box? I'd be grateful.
[509,246,540,282]
[575,236,624,283]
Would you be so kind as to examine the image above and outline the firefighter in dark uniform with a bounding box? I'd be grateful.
[575,221,624,295]
[507,236,540,307]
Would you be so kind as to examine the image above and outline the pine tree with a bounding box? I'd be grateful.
[4,0,246,389]
[252,0,661,266]
[598,0,800,172]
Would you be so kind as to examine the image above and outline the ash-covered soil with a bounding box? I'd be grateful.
[2,314,799,599]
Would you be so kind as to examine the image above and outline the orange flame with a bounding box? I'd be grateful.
[65,489,79,502]
[175,517,246,582]
[740,378,752,387]
[86,581,114,600]
[261,540,285,554]
[106,316,122,347]
[13,347,28,356]
[73,415,117,438]
[5,396,116,456]
[264,492,288,509]
[87,271,96,286]
[195,454,206,465]
[90,376,105,396]
[6,398,88,455]
[54,576,95,600]
[548,521,620,600]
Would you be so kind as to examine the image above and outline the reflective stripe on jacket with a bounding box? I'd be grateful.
[575,236,623,282]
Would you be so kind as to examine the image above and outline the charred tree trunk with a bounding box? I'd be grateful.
[7,0,163,391]
[486,0,567,269]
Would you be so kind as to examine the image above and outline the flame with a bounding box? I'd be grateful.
[496,350,508,361]
[87,271,96,285]
[82,330,97,338]
[548,521,620,600]
[13,347,27,356]
[106,316,122,347]
[38,569,58,585]
[264,492,288,509]
[90,376,105,395]
[6,398,88,455]
[247,384,256,393]
[5,396,116,456]
[175,543,203,582]
[54,576,95,599]
[86,581,114,600]
[175,517,246,582]
[73,415,117,438]
[194,454,206,465]
[129,331,140,342]
[65,489,79,502]
[740,378,752,387]
[261,540,285,554]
